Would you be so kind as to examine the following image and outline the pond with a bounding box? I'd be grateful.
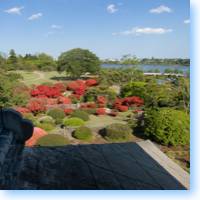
[101,64,190,74]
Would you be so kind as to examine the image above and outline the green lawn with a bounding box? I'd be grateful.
[86,115,126,128]
[15,70,66,86]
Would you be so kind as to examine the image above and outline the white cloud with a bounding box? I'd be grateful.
[4,6,24,15]
[184,19,190,24]
[112,27,173,36]
[51,24,62,29]
[107,4,118,14]
[28,13,43,21]
[150,5,172,14]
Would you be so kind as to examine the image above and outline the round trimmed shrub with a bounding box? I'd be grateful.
[63,117,85,127]
[72,126,93,141]
[70,110,89,121]
[38,115,55,124]
[104,123,132,142]
[47,108,65,124]
[144,108,190,146]
[36,134,69,147]
[36,122,55,132]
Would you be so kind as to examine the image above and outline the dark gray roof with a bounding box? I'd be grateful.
[18,141,189,190]
[0,109,189,190]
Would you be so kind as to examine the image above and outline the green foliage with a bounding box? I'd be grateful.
[0,71,22,107]
[47,108,65,124]
[36,134,69,146]
[70,110,89,121]
[120,54,139,65]
[104,123,133,142]
[63,117,85,127]
[99,67,144,85]
[23,113,37,124]
[38,115,55,124]
[144,108,190,146]
[36,122,55,131]
[35,115,56,131]
[57,48,101,78]
[121,81,146,99]
[144,82,176,108]
[72,126,93,141]
[81,108,96,115]
[84,85,117,103]
[140,58,190,66]
[36,53,56,71]
[172,78,190,112]
[12,93,29,107]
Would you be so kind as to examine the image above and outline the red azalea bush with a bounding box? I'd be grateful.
[27,98,46,113]
[80,102,97,109]
[46,98,58,105]
[117,105,128,112]
[122,96,144,107]
[31,85,61,98]
[64,109,74,115]
[15,107,30,114]
[67,80,87,96]
[113,96,144,111]
[85,79,98,87]
[57,96,71,104]
[96,108,106,115]
[97,96,107,105]
[53,83,66,92]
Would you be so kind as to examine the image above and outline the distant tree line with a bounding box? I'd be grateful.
[102,55,190,66]
[0,49,101,76]
[0,49,57,71]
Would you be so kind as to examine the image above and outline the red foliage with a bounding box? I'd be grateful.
[64,109,74,115]
[113,96,144,110]
[117,105,129,112]
[57,96,72,104]
[85,79,98,87]
[122,96,144,107]
[97,96,107,105]
[67,80,87,96]
[81,102,97,109]
[46,98,58,105]
[15,107,30,114]
[31,85,61,98]
[96,108,106,115]
[53,83,66,92]
[27,98,46,113]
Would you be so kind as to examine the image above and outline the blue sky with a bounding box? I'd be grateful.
[0,0,190,59]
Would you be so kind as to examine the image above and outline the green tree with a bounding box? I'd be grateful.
[0,71,22,107]
[121,81,146,99]
[37,53,56,71]
[7,49,18,66]
[144,108,190,146]
[57,48,101,78]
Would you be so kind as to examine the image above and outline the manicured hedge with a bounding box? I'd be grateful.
[144,108,190,146]
[63,117,85,127]
[72,126,93,141]
[36,122,55,131]
[70,110,89,121]
[36,134,69,147]
[47,108,65,124]
[104,123,132,142]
